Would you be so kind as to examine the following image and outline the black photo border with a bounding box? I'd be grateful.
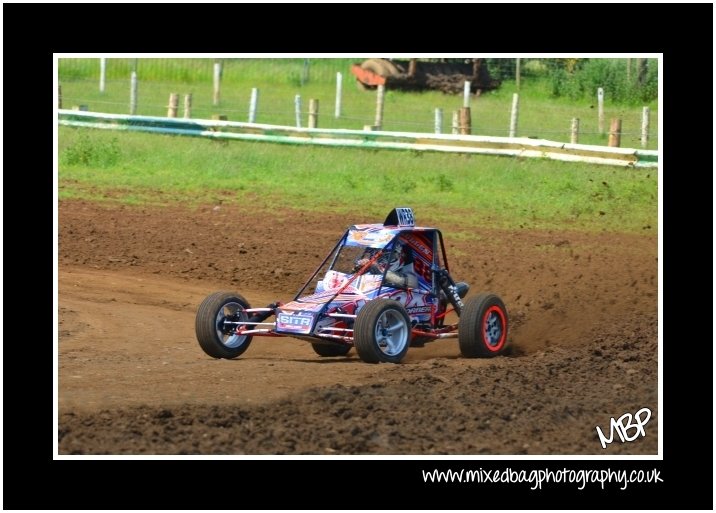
[4,2,711,510]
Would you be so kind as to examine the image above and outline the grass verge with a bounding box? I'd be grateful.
[58,127,657,234]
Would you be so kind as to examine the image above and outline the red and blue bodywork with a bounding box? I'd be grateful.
[244,208,460,345]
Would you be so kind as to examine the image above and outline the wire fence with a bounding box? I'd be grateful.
[58,58,659,149]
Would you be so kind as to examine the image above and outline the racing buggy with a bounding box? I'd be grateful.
[195,208,509,364]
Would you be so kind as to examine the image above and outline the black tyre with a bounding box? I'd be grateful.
[354,299,411,364]
[195,291,253,359]
[458,293,509,358]
[311,343,351,357]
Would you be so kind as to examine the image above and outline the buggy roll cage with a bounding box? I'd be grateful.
[291,227,461,314]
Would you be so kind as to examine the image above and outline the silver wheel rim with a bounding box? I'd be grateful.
[216,301,249,349]
[374,309,408,357]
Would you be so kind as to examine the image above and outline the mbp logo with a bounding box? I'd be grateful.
[595,407,651,449]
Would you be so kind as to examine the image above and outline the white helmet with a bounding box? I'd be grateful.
[381,240,407,272]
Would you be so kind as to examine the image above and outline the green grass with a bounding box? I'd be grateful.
[58,58,659,149]
[59,58,350,85]
[58,127,657,234]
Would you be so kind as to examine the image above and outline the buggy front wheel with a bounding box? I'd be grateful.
[195,291,253,359]
[354,300,411,364]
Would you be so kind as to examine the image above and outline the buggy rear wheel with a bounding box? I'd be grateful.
[458,293,509,358]
[195,291,253,359]
[354,299,411,364]
[311,343,351,357]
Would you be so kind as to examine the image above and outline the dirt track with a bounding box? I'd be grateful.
[58,200,658,454]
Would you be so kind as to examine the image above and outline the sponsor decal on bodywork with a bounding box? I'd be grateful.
[346,226,399,248]
[407,305,433,315]
[400,232,433,259]
[275,311,315,334]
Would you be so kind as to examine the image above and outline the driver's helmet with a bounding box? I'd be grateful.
[382,240,407,272]
[356,240,407,273]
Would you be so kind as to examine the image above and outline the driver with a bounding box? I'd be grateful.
[354,240,418,289]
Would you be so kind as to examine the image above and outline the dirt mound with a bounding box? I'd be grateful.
[58,200,658,454]
[60,313,656,455]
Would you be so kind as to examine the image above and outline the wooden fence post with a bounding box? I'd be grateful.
[167,93,179,118]
[463,81,471,108]
[597,87,605,134]
[183,93,192,118]
[515,58,521,92]
[308,99,319,128]
[99,57,107,93]
[248,87,259,123]
[451,110,459,134]
[459,107,471,135]
[509,93,519,138]
[608,118,622,147]
[213,61,221,106]
[640,106,650,149]
[434,108,443,134]
[374,84,385,130]
[570,117,580,144]
[294,94,302,128]
[129,71,138,115]
[335,72,342,119]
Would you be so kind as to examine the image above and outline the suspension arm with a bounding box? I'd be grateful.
[435,269,464,316]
